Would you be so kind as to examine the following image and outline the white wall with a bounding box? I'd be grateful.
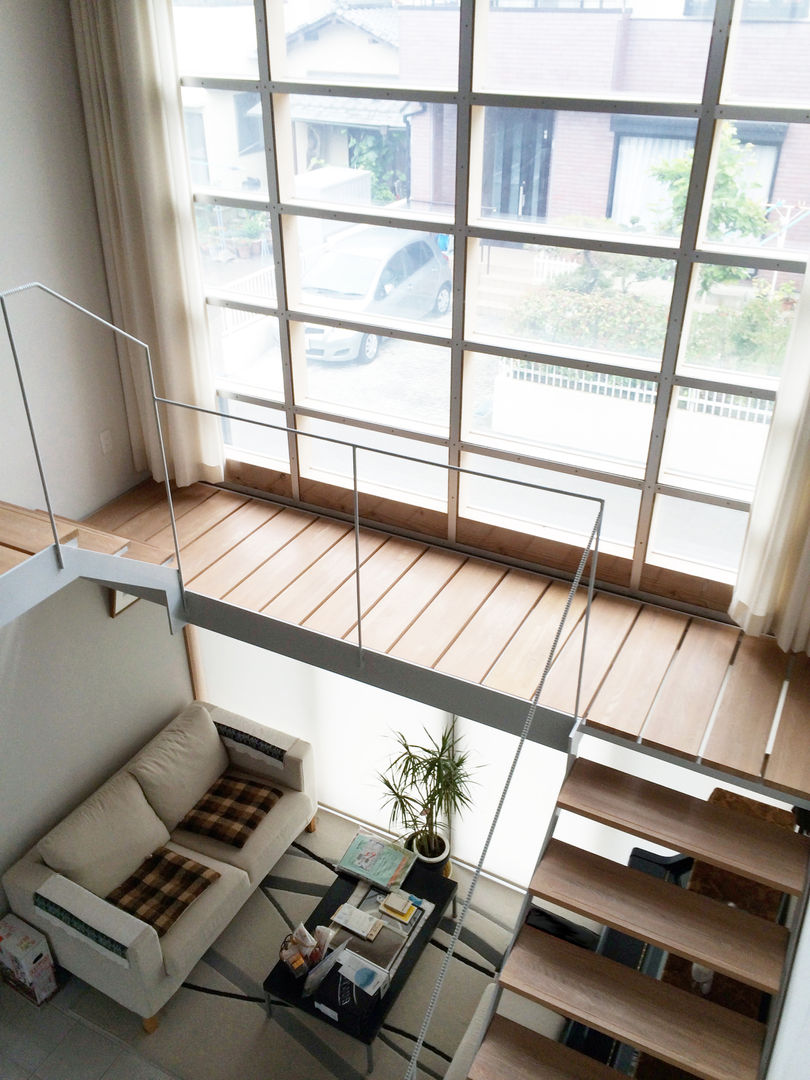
[0,580,193,910]
[0,0,141,520]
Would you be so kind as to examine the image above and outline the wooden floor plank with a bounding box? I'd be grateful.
[348,547,466,652]
[303,536,427,639]
[189,507,316,598]
[177,500,280,581]
[531,839,787,994]
[702,635,788,780]
[469,1015,620,1080]
[483,580,585,699]
[641,619,739,759]
[558,758,810,896]
[149,490,249,551]
[224,517,351,612]
[390,558,508,667]
[0,545,28,573]
[500,927,764,1080]
[82,480,167,533]
[263,527,388,625]
[436,569,548,684]
[0,505,71,554]
[540,594,640,716]
[106,482,219,543]
[764,655,810,798]
[586,606,688,738]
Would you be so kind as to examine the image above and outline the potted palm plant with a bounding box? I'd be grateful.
[378,726,475,871]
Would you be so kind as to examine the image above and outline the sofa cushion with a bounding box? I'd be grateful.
[105,847,220,937]
[178,770,284,848]
[130,703,229,830]
[37,772,170,898]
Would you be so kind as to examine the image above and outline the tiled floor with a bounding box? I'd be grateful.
[0,978,177,1080]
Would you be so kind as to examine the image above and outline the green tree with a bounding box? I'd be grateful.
[652,124,771,293]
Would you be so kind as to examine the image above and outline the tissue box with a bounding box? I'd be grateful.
[0,913,57,1005]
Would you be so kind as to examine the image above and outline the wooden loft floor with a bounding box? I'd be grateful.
[3,479,810,803]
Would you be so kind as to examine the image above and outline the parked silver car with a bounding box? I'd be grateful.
[302,226,452,363]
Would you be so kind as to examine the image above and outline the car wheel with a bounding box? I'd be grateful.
[357,333,379,364]
[434,283,452,316]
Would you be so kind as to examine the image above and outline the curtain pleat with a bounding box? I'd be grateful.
[729,270,810,655]
[70,0,223,486]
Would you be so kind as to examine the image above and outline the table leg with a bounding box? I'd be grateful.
[366,1043,374,1075]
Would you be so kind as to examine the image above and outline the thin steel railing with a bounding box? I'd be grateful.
[0,282,185,601]
[0,281,602,712]
[153,391,603,664]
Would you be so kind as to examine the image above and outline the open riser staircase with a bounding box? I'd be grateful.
[468,756,810,1080]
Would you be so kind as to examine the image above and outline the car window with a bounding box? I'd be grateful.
[376,250,410,298]
[404,242,434,275]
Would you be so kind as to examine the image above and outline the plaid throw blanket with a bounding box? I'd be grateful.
[106,849,220,936]
[179,769,283,848]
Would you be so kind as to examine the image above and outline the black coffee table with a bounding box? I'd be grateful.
[263,862,456,1078]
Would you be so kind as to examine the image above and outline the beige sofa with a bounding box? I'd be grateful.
[2,701,316,1025]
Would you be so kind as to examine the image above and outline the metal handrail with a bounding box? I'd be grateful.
[1,281,602,697]
[0,282,185,601]
[153,392,603,659]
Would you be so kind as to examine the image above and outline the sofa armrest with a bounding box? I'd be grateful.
[32,875,162,977]
[202,702,315,796]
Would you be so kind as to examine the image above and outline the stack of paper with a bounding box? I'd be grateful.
[380,890,418,924]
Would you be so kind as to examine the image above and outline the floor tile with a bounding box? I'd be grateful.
[0,1046,31,1080]
[0,995,76,1073]
[33,1022,121,1080]
[101,1049,177,1080]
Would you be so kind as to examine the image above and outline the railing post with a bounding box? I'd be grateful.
[0,293,64,569]
[352,444,363,662]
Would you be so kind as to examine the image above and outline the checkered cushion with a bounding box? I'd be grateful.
[178,769,284,849]
[105,848,220,936]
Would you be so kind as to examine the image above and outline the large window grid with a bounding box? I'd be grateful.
[175,0,808,597]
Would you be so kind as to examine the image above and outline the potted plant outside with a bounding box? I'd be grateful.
[378,726,475,871]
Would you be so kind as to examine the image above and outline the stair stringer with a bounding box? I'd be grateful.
[464,724,810,1080]
[0,542,186,634]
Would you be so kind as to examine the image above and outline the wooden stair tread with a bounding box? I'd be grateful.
[483,580,586,699]
[0,545,28,573]
[435,568,548,683]
[0,505,69,554]
[353,546,466,653]
[390,557,508,667]
[540,593,640,715]
[469,1014,619,1080]
[702,635,788,780]
[641,619,740,759]
[584,606,688,737]
[531,839,787,993]
[765,655,810,798]
[188,506,316,598]
[558,758,810,896]
[500,927,764,1080]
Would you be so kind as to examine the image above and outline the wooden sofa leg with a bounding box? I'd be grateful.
[142,1014,160,1034]
[306,816,317,833]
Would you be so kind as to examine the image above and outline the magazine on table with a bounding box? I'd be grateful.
[336,830,417,890]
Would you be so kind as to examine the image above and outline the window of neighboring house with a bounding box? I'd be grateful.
[182,109,209,186]
[235,92,262,157]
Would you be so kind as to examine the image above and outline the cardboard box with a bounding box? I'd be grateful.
[0,913,58,1005]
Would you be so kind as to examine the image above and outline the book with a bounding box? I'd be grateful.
[329,913,421,971]
[330,903,384,940]
[336,830,417,891]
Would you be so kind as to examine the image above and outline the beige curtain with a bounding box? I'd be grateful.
[729,270,810,655]
[70,0,223,486]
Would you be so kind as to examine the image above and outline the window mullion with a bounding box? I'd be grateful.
[630,0,735,591]
[447,0,476,545]
[254,0,300,499]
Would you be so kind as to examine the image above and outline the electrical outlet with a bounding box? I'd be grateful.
[99,429,113,456]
